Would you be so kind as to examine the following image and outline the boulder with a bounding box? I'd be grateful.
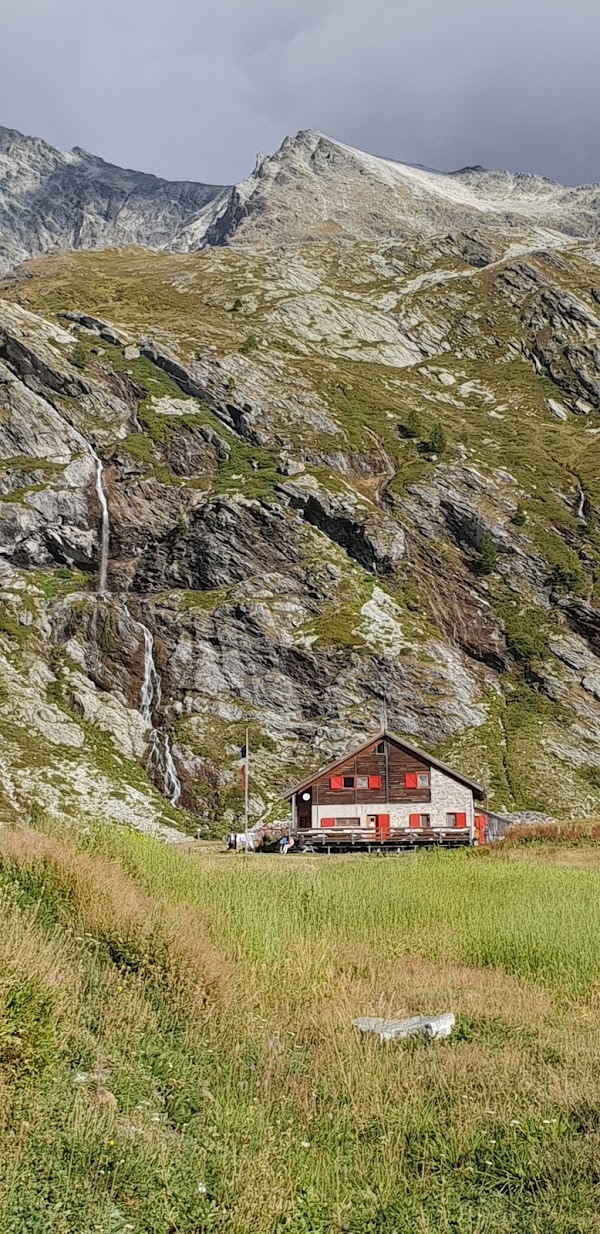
[277,475,405,574]
[353,1014,455,1042]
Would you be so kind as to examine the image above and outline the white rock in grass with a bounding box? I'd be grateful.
[582,673,600,702]
[547,398,568,421]
[353,1013,455,1042]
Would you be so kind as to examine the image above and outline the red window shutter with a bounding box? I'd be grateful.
[409,813,421,829]
[404,772,418,789]
[455,812,467,829]
[330,776,343,791]
[321,817,335,828]
[368,775,381,790]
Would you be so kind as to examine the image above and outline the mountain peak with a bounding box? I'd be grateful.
[1,121,600,275]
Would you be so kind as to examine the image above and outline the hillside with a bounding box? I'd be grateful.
[0,126,598,831]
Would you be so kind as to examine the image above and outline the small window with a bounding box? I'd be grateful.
[446,812,467,828]
[356,775,369,790]
[376,741,385,754]
[333,817,360,828]
[420,814,431,827]
[343,776,354,789]
[417,773,429,788]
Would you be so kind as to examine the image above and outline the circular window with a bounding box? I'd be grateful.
[301,792,311,801]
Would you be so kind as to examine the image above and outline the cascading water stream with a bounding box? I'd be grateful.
[139,623,182,806]
[88,446,110,597]
[83,437,181,806]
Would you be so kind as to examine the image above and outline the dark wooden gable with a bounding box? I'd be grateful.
[308,735,432,808]
[287,729,485,809]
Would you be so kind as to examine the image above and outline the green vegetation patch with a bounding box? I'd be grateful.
[500,602,552,666]
[120,433,181,487]
[178,588,229,612]
[28,567,90,599]
[0,604,29,647]
[0,456,65,478]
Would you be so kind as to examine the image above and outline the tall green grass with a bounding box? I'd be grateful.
[104,832,600,999]
[3,827,600,1233]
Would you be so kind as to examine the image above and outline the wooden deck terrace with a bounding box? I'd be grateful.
[294,828,473,853]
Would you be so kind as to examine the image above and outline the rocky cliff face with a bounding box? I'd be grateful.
[0,128,599,833]
[4,124,600,280]
[0,125,229,276]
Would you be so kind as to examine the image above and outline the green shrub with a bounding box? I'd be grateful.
[550,560,586,595]
[0,977,56,1077]
[0,605,27,644]
[503,606,549,664]
[239,334,259,356]
[69,342,86,370]
[400,408,421,439]
[474,530,497,576]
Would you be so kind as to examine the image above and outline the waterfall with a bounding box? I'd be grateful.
[576,485,586,522]
[78,433,180,805]
[139,623,182,806]
[88,446,110,596]
[162,735,182,805]
[64,429,180,806]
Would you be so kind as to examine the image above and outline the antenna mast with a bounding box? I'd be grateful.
[244,726,250,851]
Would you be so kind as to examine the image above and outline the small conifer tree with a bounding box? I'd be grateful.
[69,341,86,370]
[475,531,497,575]
[430,422,447,455]
[405,408,421,438]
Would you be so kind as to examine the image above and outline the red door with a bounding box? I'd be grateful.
[377,814,390,841]
[474,814,487,844]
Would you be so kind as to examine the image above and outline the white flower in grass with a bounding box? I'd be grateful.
[197,1184,207,1195]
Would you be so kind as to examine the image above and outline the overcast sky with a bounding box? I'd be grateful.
[1,0,599,187]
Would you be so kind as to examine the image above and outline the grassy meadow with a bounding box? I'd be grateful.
[2,826,600,1232]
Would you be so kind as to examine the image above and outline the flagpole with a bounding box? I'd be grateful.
[244,726,250,852]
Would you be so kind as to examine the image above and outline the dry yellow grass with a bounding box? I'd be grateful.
[0,827,226,1013]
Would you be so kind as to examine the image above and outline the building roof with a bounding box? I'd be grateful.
[285,728,486,800]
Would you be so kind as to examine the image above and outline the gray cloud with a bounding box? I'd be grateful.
[1,0,599,185]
